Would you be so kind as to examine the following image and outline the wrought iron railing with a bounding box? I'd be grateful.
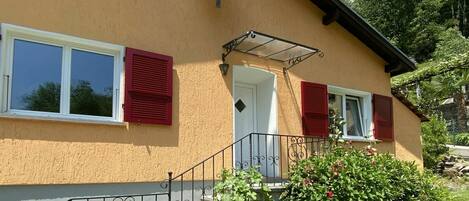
[68,133,328,201]
[167,133,328,201]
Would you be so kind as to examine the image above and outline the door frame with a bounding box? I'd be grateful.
[232,65,278,142]
[232,65,278,174]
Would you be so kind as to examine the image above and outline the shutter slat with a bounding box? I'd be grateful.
[124,47,173,125]
[301,81,329,137]
[373,94,393,140]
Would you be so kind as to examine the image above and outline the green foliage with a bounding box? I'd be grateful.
[433,28,469,61]
[451,133,469,146]
[70,80,113,116]
[214,168,272,201]
[23,81,113,116]
[346,0,419,46]
[345,0,446,62]
[328,108,346,146]
[422,115,450,169]
[281,146,450,201]
[391,28,469,132]
[23,82,61,112]
[345,0,469,132]
[391,53,469,89]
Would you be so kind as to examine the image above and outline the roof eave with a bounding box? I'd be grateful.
[310,0,416,77]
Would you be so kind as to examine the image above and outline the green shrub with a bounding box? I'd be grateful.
[452,133,469,146]
[421,115,450,169]
[281,146,450,201]
[213,167,272,201]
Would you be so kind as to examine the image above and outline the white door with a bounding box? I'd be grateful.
[234,83,256,170]
[234,82,279,178]
[234,83,257,141]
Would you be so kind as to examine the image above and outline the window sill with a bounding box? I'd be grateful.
[0,113,127,127]
[342,137,382,143]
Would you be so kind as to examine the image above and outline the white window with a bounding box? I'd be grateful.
[0,24,124,123]
[328,85,373,140]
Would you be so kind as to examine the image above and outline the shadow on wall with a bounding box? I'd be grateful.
[281,70,303,133]
[0,69,181,147]
[223,53,305,135]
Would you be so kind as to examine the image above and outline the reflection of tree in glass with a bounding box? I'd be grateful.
[70,80,112,117]
[23,82,60,112]
[23,81,112,117]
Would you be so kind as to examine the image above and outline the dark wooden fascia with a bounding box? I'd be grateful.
[322,9,340,25]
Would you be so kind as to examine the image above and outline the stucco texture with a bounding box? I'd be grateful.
[0,0,422,185]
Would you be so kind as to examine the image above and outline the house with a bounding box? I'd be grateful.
[0,0,426,200]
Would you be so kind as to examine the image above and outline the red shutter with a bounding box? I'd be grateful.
[301,81,329,137]
[124,48,173,125]
[373,94,393,141]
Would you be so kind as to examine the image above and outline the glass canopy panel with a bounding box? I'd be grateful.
[269,46,317,61]
[222,31,321,68]
[235,34,272,52]
[247,39,295,59]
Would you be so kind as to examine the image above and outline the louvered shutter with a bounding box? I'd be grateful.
[124,48,173,125]
[301,81,329,137]
[373,94,393,140]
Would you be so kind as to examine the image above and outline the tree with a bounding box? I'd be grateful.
[23,81,113,116]
[345,0,444,62]
[392,29,469,131]
[70,80,112,117]
[440,0,469,37]
[344,0,469,132]
[421,115,450,169]
[23,82,61,112]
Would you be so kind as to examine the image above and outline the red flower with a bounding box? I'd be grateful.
[326,191,334,199]
[366,145,377,156]
[303,178,312,186]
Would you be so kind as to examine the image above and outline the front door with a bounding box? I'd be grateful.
[234,83,257,141]
[234,83,256,170]
[234,82,279,177]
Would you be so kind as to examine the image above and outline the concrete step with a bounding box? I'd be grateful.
[201,183,287,201]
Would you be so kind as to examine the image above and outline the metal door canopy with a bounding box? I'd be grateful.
[222,31,323,69]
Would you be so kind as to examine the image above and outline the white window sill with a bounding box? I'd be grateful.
[342,137,381,143]
[0,113,127,127]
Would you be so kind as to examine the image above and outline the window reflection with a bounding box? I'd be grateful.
[70,49,114,117]
[346,98,363,136]
[328,94,343,115]
[11,39,62,112]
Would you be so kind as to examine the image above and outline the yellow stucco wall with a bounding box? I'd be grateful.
[0,0,422,185]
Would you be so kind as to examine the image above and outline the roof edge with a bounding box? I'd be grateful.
[310,0,416,76]
[392,89,429,122]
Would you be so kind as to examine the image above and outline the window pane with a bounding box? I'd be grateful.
[328,94,343,115]
[70,49,114,117]
[10,39,62,112]
[346,98,363,136]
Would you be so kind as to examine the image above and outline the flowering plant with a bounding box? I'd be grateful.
[214,167,272,201]
[280,146,449,201]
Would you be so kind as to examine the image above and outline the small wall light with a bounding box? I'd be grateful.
[219,63,229,75]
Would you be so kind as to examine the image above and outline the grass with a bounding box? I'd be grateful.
[440,176,469,201]
[452,188,469,201]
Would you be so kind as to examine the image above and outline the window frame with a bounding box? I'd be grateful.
[0,23,125,123]
[344,96,364,137]
[328,85,373,140]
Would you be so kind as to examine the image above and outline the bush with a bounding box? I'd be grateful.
[213,167,272,201]
[452,133,469,146]
[422,115,450,169]
[281,146,450,201]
